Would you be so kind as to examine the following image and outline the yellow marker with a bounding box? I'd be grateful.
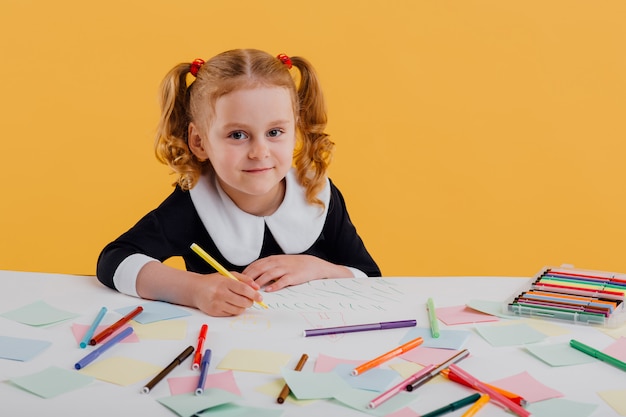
[190,243,268,309]
[460,394,490,417]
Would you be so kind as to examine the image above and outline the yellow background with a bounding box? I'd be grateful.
[1,0,625,277]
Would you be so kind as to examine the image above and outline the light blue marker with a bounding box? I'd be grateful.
[75,326,133,369]
[79,307,107,348]
[195,349,212,395]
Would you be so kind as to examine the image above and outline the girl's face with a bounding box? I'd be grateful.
[189,86,296,216]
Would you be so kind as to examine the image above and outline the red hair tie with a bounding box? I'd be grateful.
[277,53,292,69]
[190,58,205,77]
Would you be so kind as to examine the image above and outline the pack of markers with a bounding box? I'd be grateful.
[505,266,626,327]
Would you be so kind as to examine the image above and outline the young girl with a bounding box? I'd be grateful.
[97,49,380,316]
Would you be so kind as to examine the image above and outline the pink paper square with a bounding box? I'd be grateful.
[436,305,499,325]
[490,371,563,403]
[167,370,241,395]
[401,347,466,366]
[603,336,626,362]
[314,353,364,372]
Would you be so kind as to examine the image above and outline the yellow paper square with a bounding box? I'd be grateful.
[598,389,626,415]
[217,349,291,374]
[78,356,161,386]
[132,320,187,340]
[389,361,423,379]
[255,379,317,405]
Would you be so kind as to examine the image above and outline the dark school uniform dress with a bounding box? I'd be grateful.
[97,169,381,296]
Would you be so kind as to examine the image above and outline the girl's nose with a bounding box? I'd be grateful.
[248,138,270,159]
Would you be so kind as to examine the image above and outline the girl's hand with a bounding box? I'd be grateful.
[243,255,352,292]
[136,261,263,317]
[192,272,263,316]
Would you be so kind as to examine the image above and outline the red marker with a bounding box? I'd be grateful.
[89,306,143,346]
[192,324,208,370]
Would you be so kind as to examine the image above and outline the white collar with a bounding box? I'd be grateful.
[189,168,330,266]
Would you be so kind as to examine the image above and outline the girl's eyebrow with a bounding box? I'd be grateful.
[220,119,293,130]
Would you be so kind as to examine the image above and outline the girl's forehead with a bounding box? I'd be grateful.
[215,87,294,116]
[217,86,292,104]
[208,87,296,127]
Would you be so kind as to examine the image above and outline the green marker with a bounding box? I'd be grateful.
[427,297,440,338]
[421,393,481,417]
[570,339,626,372]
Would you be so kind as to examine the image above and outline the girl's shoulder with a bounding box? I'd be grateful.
[152,185,196,215]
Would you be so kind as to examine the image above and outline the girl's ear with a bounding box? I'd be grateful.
[188,123,209,160]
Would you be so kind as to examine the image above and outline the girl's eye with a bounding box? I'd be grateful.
[267,129,283,138]
[229,131,248,140]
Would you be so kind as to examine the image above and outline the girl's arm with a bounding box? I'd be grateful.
[243,254,353,292]
[136,261,263,317]
[243,181,381,292]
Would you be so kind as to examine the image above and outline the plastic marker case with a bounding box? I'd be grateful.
[504,266,626,327]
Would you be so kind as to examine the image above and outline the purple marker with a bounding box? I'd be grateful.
[303,319,417,337]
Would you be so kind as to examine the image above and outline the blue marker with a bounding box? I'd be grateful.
[195,349,212,395]
[80,307,107,349]
[75,326,133,369]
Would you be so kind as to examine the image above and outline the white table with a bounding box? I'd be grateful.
[1,271,623,416]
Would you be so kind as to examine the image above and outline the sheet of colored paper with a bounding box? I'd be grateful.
[254,379,316,405]
[314,353,363,372]
[389,361,424,379]
[333,387,418,416]
[597,389,626,415]
[602,337,626,362]
[77,356,161,386]
[9,366,93,398]
[157,389,240,417]
[489,371,563,403]
[167,370,241,396]
[526,398,598,417]
[601,325,626,340]
[466,299,519,318]
[475,323,547,346]
[0,335,52,361]
[521,319,570,336]
[217,349,291,374]
[399,327,471,349]
[524,342,597,366]
[132,319,187,340]
[1,300,78,326]
[333,363,398,392]
[116,301,191,324]
[71,323,139,344]
[386,408,420,417]
[196,403,284,417]
[435,305,500,325]
[281,368,350,400]
[400,346,465,367]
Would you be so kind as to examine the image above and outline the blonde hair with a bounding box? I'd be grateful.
[154,49,334,207]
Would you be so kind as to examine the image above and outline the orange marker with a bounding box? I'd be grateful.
[352,337,423,376]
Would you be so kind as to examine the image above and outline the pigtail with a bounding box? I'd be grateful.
[154,63,203,190]
[290,56,335,208]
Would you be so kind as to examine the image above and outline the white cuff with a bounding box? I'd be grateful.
[112,254,158,297]
[346,267,367,278]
